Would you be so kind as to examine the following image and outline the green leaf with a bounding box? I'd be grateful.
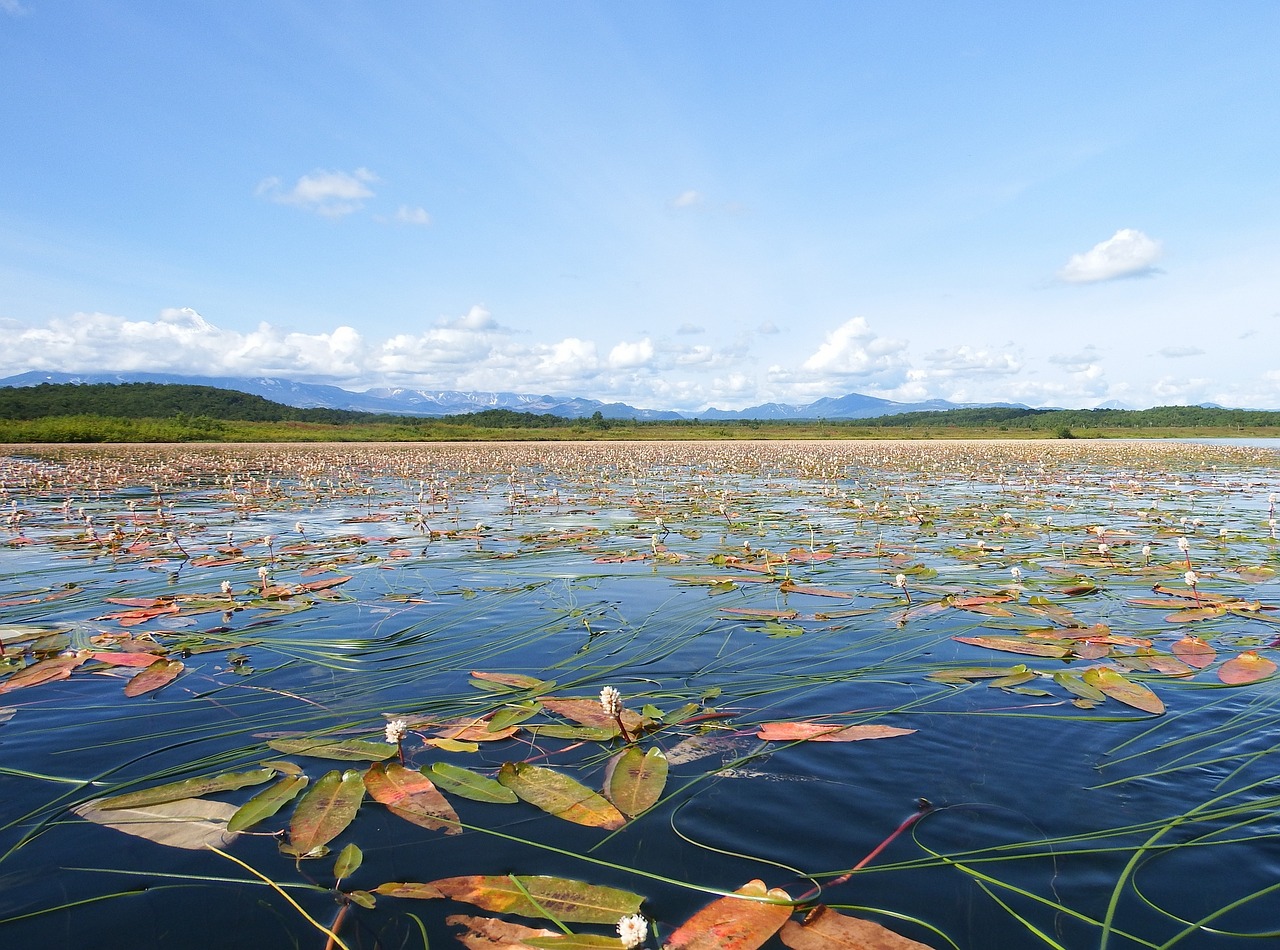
[267,737,397,761]
[348,890,377,909]
[364,762,461,834]
[227,773,308,832]
[604,746,668,818]
[526,724,619,741]
[285,769,364,857]
[498,762,626,829]
[527,936,626,950]
[334,842,363,880]
[1052,671,1106,703]
[423,761,517,804]
[428,874,643,924]
[99,768,276,811]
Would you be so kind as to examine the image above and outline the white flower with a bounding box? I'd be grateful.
[220,580,233,596]
[385,719,409,744]
[1177,537,1190,552]
[1184,570,1198,587]
[1142,544,1152,560]
[893,573,908,589]
[1098,543,1109,556]
[600,685,623,718]
[1009,567,1023,582]
[295,521,305,534]
[617,914,648,949]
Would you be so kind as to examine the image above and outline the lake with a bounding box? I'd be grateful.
[2,440,1278,950]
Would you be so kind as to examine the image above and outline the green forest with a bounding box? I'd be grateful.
[0,381,1278,442]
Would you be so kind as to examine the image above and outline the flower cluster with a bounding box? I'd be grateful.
[600,686,623,719]
[384,719,409,745]
[617,914,648,949]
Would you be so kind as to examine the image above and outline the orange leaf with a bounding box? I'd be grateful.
[1171,635,1215,669]
[1165,606,1228,623]
[539,698,643,735]
[364,762,461,834]
[780,904,934,950]
[778,580,849,599]
[296,575,353,592]
[427,875,642,924]
[1218,651,1277,685]
[123,659,184,697]
[664,879,793,950]
[447,914,559,950]
[756,722,916,743]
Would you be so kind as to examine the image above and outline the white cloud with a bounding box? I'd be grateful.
[676,323,704,335]
[1,0,29,16]
[671,190,703,209]
[757,322,780,335]
[393,205,431,226]
[801,317,908,379]
[1058,228,1163,283]
[608,338,654,368]
[257,168,379,218]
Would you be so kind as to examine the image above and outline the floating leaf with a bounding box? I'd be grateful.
[0,653,85,693]
[89,651,167,668]
[99,768,276,810]
[778,580,850,599]
[1082,668,1164,715]
[123,658,184,697]
[664,879,793,950]
[1218,651,1277,685]
[428,875,642,924]
[286,769,365,857]
[375,881,446,899]
[497,762,626,829]
[756,722,916,742]
[431,715,522,743]
[334,842,363,880]
[926,665,1026,684]
[952,635,1071,658]
[1053,671,1106,703]
[1171,635,1216,669]
[1165,606,1228,623]
[424,762,518,804]
[227,773,308,832]
[779,903,933,950]
[267,736,397,761]
[470,670,551,692]
[604,746,668,817]
[74,796,239,850]
[364,762,461,834]
[448,914,560,950]
[539,697,645,735]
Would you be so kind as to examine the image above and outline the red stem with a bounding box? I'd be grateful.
[796,802,932,903]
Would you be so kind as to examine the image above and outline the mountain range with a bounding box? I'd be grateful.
[0,371,1036,420]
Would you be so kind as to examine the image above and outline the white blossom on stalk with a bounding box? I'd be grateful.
[384,719,409,744]
[893,573,908,589]
[1184,570,1198,587]
[220,580,233,597]
[1142,544,1152,563]
[1009,567,1022,583]
[1177,537,1190,553]
[600,686,623,718]
[617,914,648,949]
[1098,543,1109,556]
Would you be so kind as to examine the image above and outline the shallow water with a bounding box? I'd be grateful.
[2,441,1278,949]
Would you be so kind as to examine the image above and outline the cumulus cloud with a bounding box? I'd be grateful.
[1058,228,1163,283]
[257,168,379,218]
[609,338,654,368]
[801,317,908,379]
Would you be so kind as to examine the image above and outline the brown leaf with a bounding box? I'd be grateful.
[448,914,559,950]
[1171,635,1216,669]
[780,904,935,950]
[0,654,85,693]
[124,659,184,697]
[497,762,626,830]
[429,875,642,924]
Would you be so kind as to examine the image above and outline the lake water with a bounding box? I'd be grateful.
[2,440,1278,949]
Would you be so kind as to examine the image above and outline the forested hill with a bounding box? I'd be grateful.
[1,381,1279,435]
[0,382,370,423]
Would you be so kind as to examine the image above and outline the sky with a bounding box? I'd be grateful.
[2,2,1279,412]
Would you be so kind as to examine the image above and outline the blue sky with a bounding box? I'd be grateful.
[2,2,1278,410]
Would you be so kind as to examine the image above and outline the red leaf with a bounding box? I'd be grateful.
[123,659,184,697]
[756,722,915,743]
[1171,635,1215,669]
[364,763,461,834]
[780,904,934,950]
